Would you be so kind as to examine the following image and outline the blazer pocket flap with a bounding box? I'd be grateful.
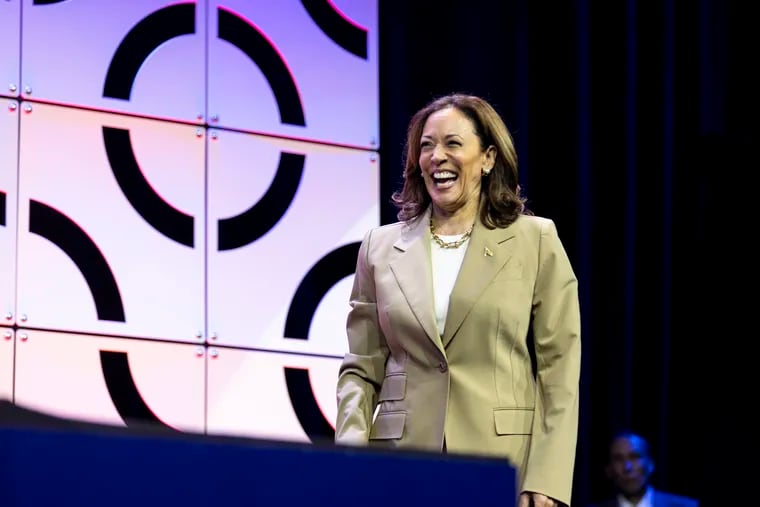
[378,373,407,401]
[369,411,406,440]
[494,408,534,435]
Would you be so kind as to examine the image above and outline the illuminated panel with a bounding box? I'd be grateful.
[14,329,205,432]
[207,347,339,443]
[21,1,206,124]
[0,328,13,401]
[1,101,18,325]
[207,0,378,148]
[16,103,205,342]
[0,0,20,98]
[207,129,378,355]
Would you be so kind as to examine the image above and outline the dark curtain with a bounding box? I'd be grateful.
[379,1,756,505]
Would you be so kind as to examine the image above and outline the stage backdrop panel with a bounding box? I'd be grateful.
[207,0,378,149]
[1,102,19,325]
[206,347,339,443]
[207,129,378,355]
[16,103,206,342]
[0,328,13,401]
[20,0,206,124]
[0,0,20,99]
[2,0,379,440]
[13,329,205,432]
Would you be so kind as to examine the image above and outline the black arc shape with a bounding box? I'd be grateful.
[218,8,306,126]
[32,0,67,4]
[29,200,125,322]
[284,242,360,340]
[103,3,195,100]
[103,126,194,247]
[217,152,305,251]
[100,350,175,431]
[284,366,335,441]
[0,191,5,226]
[301,0,368,59]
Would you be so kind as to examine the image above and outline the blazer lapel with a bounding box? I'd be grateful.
[389,210,443,354]
[441,220,516,349]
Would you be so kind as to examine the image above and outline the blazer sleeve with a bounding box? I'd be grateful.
[334,228,389,445]
[521,218,582,506]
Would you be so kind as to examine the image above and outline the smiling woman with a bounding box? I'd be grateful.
[419,105,494,233]
[335,93,582,507]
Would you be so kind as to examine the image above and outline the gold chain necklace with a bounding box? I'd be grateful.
[430,220,473,249]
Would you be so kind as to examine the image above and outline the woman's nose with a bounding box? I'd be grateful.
[430,144,446,163]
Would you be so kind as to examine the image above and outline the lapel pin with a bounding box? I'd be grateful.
[484,246,493,257]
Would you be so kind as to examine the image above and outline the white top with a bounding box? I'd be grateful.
[617,486,654,507]
[430,234,469,335]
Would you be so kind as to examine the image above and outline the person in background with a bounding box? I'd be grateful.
[585,430,699,507]
[334,93,581,507]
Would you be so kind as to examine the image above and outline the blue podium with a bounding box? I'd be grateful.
[0,401,515,507]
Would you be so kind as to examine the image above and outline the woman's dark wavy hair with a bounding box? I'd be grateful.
[391,93,530,228]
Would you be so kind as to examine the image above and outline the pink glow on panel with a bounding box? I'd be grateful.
[0,328,13,401]
[328,0,368,31]
[16,103,205,341]
[206,347,339,442]
[21,0,206,123]
[14,330,205,432]
[216,5,304,107]
[1,101,18,324]
[208,0,377,148]
[7,0,378,439]
[0,0,20,97]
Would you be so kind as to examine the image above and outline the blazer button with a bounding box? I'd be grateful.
[438,361,448,373]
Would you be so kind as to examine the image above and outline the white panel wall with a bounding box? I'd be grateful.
[208,0,378,148]
[20,0,207,123]
[1,101,18,324]
[0,0,20,97]
[206,347,340,442]
[207,130,378,353]
[14,330,205,432]
[0,329,13,400]
[16,104,205,341]
[1,0,379,442]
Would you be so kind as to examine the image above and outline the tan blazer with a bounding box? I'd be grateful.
[335,209,581,506]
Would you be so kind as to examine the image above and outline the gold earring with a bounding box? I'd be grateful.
[482,168,491,176]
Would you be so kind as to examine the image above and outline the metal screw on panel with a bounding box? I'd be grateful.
[210,114,219,123]
[23,104,32,113]
[195,128,203,138]
[23,85,31,95]
[19,333,28,342]
[195,331,203,340]
[9,84,17,93]
[209,332,217,341]
[209,348,219,359]
[370,154,377,162]
[4,312,11,320]
[19,314,27,322]
[210,130,218,140]
[370,137,377,146]
[195,346,205,357]
[8,102,17,112]
[3,331,11,340]
[196,113,204,121]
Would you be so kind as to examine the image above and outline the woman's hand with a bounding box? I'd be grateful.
[518,491,559,507]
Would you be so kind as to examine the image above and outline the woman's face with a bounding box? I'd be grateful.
[419,106,494,215]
